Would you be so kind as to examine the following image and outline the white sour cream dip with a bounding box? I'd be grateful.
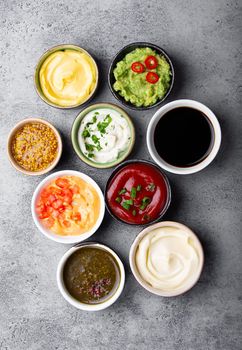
[78,108,131,164]
[135,225,203,294]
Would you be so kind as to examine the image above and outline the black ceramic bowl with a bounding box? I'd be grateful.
[104,159,171,226]
[108,42,175,111]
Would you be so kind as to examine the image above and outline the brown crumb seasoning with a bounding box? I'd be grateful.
[11,122,58,172]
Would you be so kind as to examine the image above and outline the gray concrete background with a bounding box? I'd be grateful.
[0,0,241,349]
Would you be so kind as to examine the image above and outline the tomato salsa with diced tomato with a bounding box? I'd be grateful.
[106,162,170,224]
[36,175,100,235]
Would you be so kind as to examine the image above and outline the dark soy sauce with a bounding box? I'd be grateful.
[154,107,214,167]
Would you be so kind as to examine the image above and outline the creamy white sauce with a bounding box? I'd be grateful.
[78,108,131,163]
[135,226,203,293]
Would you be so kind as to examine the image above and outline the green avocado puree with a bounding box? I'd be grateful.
[113,47,172,107]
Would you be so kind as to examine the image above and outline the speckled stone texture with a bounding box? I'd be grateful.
[0,0,242,349]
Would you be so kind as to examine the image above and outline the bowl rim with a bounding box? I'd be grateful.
[71,102,136,169]
[56,242,125,311]
[129,221,204,297]
[7,117,62,176]
[147,99,222,175]
[108,41,175,111]
[31,170,105,244]
[104,159,171,226]
[34,44,99,109]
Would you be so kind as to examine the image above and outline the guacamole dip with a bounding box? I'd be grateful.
[113,47,172,107]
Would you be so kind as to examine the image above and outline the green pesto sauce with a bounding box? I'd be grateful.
[63,247,120,304]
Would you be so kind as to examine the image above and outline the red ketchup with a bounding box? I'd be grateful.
[106,162,170,224]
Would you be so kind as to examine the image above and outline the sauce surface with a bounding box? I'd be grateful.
[106,162,169,224]
[136,226,202,293]
[78,107,131,164]
[113,47,171,107]
[63,247,120,304]
[36,175,100,235]
[39,49,97,107]
[154,107,213,167]
[12,122,58,172]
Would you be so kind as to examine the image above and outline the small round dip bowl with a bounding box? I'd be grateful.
[57,242,125,311]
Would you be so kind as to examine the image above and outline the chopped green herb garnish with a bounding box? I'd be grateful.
[142,214,150,221]
[88,153,94,158]
[94,112,99,115]
[115,197,121,203]
[147,183,156,192]
[82,129,90,138]
[97,114,112,134]
[137,185,142,192]
[121,201,130,210]
[119,188,126,195]
[105,142,108,146]
[91,135,102,151]
[140,196,151,210]
[85,136,102,152]
[132,209,136,216]
[85,115,97,128]
[130,187,137,199]
[125,199,133,205]
[91,135,99,144]
[85,143,95,152]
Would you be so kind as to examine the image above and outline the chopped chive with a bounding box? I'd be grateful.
[132,209,136,216]
[137,185,142,192]
[147,183,156,192]
[130,187,137,199]
[142,196,151,203]
[115,196,121,203]
[121,202,130,210]
[140,196,151,210]
[94,112,99,115]
[119,188,126,195]
[125,199,133,205]
[142,214,150,221]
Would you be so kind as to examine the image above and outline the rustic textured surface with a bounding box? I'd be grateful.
[0,0,242,349]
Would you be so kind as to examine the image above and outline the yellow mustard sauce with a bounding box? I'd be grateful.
[39,49,97,107]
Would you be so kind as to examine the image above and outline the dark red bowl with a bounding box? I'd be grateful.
[104,159,171,226]
[108,42,175,111]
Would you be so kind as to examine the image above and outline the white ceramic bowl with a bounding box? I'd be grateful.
[57,242,125,311]
[147,99,221,175]
[31,170,105,244]
[129,221,204,297]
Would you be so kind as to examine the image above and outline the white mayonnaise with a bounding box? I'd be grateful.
[78,108,131,164]
[135,226,203,293]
